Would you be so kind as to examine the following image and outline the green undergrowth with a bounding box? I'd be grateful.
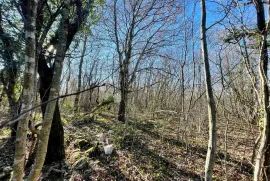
[0,128,10,137]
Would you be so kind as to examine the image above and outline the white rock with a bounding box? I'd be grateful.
[108,130,114,134]
[103,144,114,155]
[96,133,103,138]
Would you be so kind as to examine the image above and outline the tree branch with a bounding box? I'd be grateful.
[0,83,106,128]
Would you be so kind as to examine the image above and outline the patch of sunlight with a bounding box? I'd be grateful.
[0,128,11,136]
[96,116,110,123]
[62,117,69,125]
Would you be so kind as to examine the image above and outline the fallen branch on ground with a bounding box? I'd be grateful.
[84,97,114,116]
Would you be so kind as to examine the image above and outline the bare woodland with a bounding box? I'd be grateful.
[0,0,270,180]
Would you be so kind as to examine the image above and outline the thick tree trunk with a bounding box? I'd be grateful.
[118,91,127,122]
[7,69,19,137]
[45,103,64,164]
[35,0,93,165]
[38,62,65,164]
[118,68,128,123]
[27,4,68,180]
[10,95,19,138]
[11,0,37,180]
[200,0,217,180]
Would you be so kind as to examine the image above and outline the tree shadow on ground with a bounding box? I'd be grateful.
[121,134,204,181]
[129,119,253,176]
[71,115,252,180]
[95,151,132,181]
[86,117,203,180]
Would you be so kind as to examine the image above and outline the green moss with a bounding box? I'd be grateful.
[97,117,109,123]
[0,128,11,136]
[258,108,264,131]
[62,117,68,125]
[85,147,95,154]
[73,156,89,170]
[71,151,84,161]
[103,96,114,104]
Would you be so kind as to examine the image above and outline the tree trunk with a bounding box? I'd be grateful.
[38,59,65,164]
[118,91,127,122]
[27,4,68,180]
[118,67,128,123]
[253,1,270,180]
[11,0,37,180]
[64,56,71,101]
[74,35,88,113]
[45,102,65,164]
[200,0,217,180]
[7,69,19,137]
[254,34,270,181]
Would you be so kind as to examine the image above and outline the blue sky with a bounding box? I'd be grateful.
[60,0,261,93]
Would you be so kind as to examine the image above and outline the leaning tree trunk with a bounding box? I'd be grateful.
[27,4,68,180]
[36,0,93,164]
[200,0,217,180]
[253,1,270,180]
[11,0,37,180]
[38,58,65,164]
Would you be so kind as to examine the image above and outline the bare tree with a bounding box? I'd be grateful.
[106,0,179,123]
[200,0,217,180]
[74,35,88,113]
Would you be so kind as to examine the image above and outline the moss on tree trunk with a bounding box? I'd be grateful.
[39,62,65,164]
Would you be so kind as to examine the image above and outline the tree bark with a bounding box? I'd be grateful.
[253,1,270,180]
[38,60,65,164]
[27,3,68,180]
[35,0,93,164]
[11,0,37,180]
[64,56,71,104]
[6,68,19,137]
[118,66,129,123]
[74,35,88,113]
[200,0,217,180]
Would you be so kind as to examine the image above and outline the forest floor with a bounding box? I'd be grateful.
[0,110,256,181]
